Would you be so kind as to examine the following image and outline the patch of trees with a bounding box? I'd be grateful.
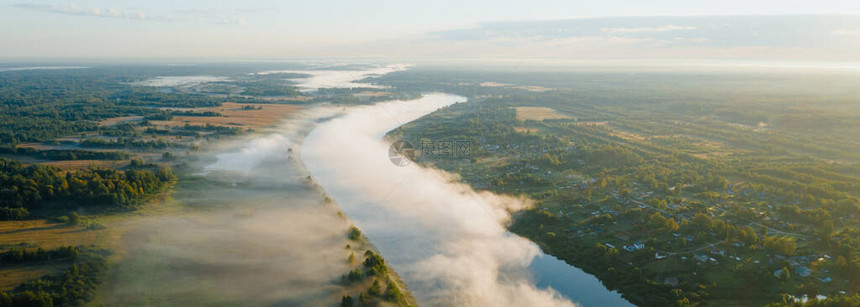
[235,79,301,97]
[363,250,388,277]
[0,246,79,264]
[143,128,200,137]
[340,249,412,307]
[177,124,246,136]
[348,226,362,241]
[0,207,28,220]
[0,247,107,307]
[81,137,180,149]
[0,157,175,212]
[143,110,221,120]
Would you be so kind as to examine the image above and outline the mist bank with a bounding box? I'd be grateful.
[99,109,354,305]
[256,63,410,91]
[302,93,630,306]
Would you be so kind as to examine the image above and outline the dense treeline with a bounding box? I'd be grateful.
[143,110,222,120]
[80,137,180,149]
[0,146,129,161]
[0,246,79,264]
[0,157,175,211]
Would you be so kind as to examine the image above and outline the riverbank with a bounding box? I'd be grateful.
[95,107,415,306]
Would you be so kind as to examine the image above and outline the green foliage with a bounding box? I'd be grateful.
[368,280,381,297]
[67,212,80,225]
[0,246,78,264]
[161,151,177,161]
[0,247,108,307]
[0,207,28,220]
[763,237,797,257]
[0,157,174,212]
[0,147,129,161]
[348,226,362,241]
[346,269,362,283]
[81,137,180,149]
[385,281,407,304]
[0,68,243,145]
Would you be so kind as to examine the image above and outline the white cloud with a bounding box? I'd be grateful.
[13,3,173,21]
[601,24,697,33]
[12,3,249,26]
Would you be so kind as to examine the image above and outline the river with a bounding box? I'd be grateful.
[302,93,633,306]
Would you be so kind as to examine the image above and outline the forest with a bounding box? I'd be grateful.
[0,157,175,216]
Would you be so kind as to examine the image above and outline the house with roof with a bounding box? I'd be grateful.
[624,241,645,252]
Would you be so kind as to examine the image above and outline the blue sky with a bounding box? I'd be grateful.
[2,0,860,60]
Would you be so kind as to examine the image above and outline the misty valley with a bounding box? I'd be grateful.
[1,62,860,307]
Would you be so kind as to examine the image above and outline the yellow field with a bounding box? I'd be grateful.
[0,263,68,291]
[608,130,647,141]
[574,121,609,126]
[0,220,99,250]
[151,102,303,129]
[514,127,539,133]
[480,82,553,92]
[0,220,103,290]
[514,107,571,121]
[98,116,144,126]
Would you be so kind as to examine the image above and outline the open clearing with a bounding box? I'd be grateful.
[98,116,144,126]
[481,82,553,92]
[0,220,101,291]
[151,102,303,129]
[515,107,571,121]
[0,263,69,291]
[0,220,99,250]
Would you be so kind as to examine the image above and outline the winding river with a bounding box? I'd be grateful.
[302,93,632,306]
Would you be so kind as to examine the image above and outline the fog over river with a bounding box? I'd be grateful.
[302,92,632,306]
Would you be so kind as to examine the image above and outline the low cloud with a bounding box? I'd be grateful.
[601,24,697,33]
